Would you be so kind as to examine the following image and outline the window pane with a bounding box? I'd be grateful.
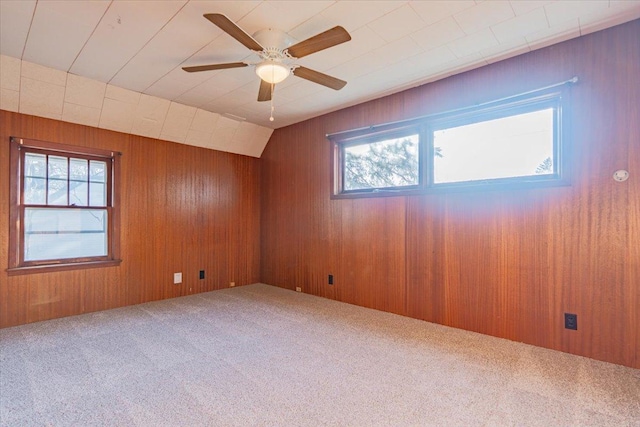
[69,158,88,206]
[24,208,108,261]
[70,182,89,206]
[433,108,554,184]
[90,160,106,183]
[24,177,46,204]
[25,153,46,177]
[89,160,107,206]
[344,134,419,191]
[89,182,106,207]
[48,155,68,205]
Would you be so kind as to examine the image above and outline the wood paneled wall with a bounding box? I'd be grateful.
[0,111,261,328]
[260,20,640,369]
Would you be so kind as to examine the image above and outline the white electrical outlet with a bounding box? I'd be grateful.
[229,282,235,287]
[173,272,182,284]
[295,287,302,292]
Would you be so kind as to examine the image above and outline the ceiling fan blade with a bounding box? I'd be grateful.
[258,79,273,102]
[182,62,248,73]
[293,66,347,90]
[287,26,351,58]
[204,13,264,52]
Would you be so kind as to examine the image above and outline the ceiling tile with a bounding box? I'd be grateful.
[288,13,337,42]
[191,0,261,22]
[0,87,19,112]
[480,37,530,63]
[21,61,67,86]
[237,1,334,35]
[544,1,609,27]
[99,98,136,133]
[70,1,186,83]
[275,80,324,103]
[190,109,220,133]
[526,18,580,50]
[131,94,171,139]
[407,45,458,74]
[436,53,487,78]
[293,25,386,74]
[214,115,241,132]
[144,65,217,101]
[105,84,141,104]
[23,1,109,71]
[62,102,101,127]
[0,0,35,58]
[454,1,514,35]
[409,0,475,26]
[509,1,552,16]
[491,7,549,44]
[367,4,427,43]
[369,36,424,68]
[579,2,640,35]
[185,128,213,147]
[64,74,107,109]
[357,58,422,90]
[203,85,256,112]
[320,1,403,32]
[160,102,197,141]
[20,77,65,120]
[174,65,256,107]
[1,55,22,91]
[410,17,466,52]
[447,28,499,58]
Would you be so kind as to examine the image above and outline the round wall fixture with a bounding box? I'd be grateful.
[613,169,629,182]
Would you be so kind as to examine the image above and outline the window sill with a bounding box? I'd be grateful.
[7,259,122,276]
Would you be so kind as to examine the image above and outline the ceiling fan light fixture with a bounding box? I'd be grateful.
[256,61,289,84]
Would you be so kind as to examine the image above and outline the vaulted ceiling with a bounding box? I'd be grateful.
[1,0,639,132]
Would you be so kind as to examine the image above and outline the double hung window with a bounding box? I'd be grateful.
[8,137,121,274]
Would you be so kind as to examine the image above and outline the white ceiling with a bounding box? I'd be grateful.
[1,0,640,130]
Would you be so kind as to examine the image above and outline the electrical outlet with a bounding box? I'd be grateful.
[173,272,182,284]
[229,282,235,287]
[564,313,578,330]
[295,287,302,292]
[199,270,205,280]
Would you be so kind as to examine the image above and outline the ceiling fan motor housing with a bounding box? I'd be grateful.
[252,28,297,51]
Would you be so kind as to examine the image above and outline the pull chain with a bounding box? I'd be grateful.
[269,82,275,122]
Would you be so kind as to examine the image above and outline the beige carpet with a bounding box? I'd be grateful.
[1,283,638,426]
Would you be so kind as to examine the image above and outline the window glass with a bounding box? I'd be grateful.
[90,160,107,206]
[343,133,419,191]
[24,208,108,261]
[433,108,555,184]
[70,158,89,206]
[24,153,48,204]
[48,155,68,205]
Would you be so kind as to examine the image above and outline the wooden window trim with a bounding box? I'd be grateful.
[8,137,122,275]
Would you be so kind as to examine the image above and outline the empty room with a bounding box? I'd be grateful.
[1,1,639,425]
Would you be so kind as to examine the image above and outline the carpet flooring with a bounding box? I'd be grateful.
[1,283,639,426]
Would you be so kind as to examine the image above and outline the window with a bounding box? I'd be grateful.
[331,85,570,198]
[337,126,421,194]
[8,137,121,274]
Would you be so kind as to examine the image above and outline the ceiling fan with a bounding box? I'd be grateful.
[183,14,351,120]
